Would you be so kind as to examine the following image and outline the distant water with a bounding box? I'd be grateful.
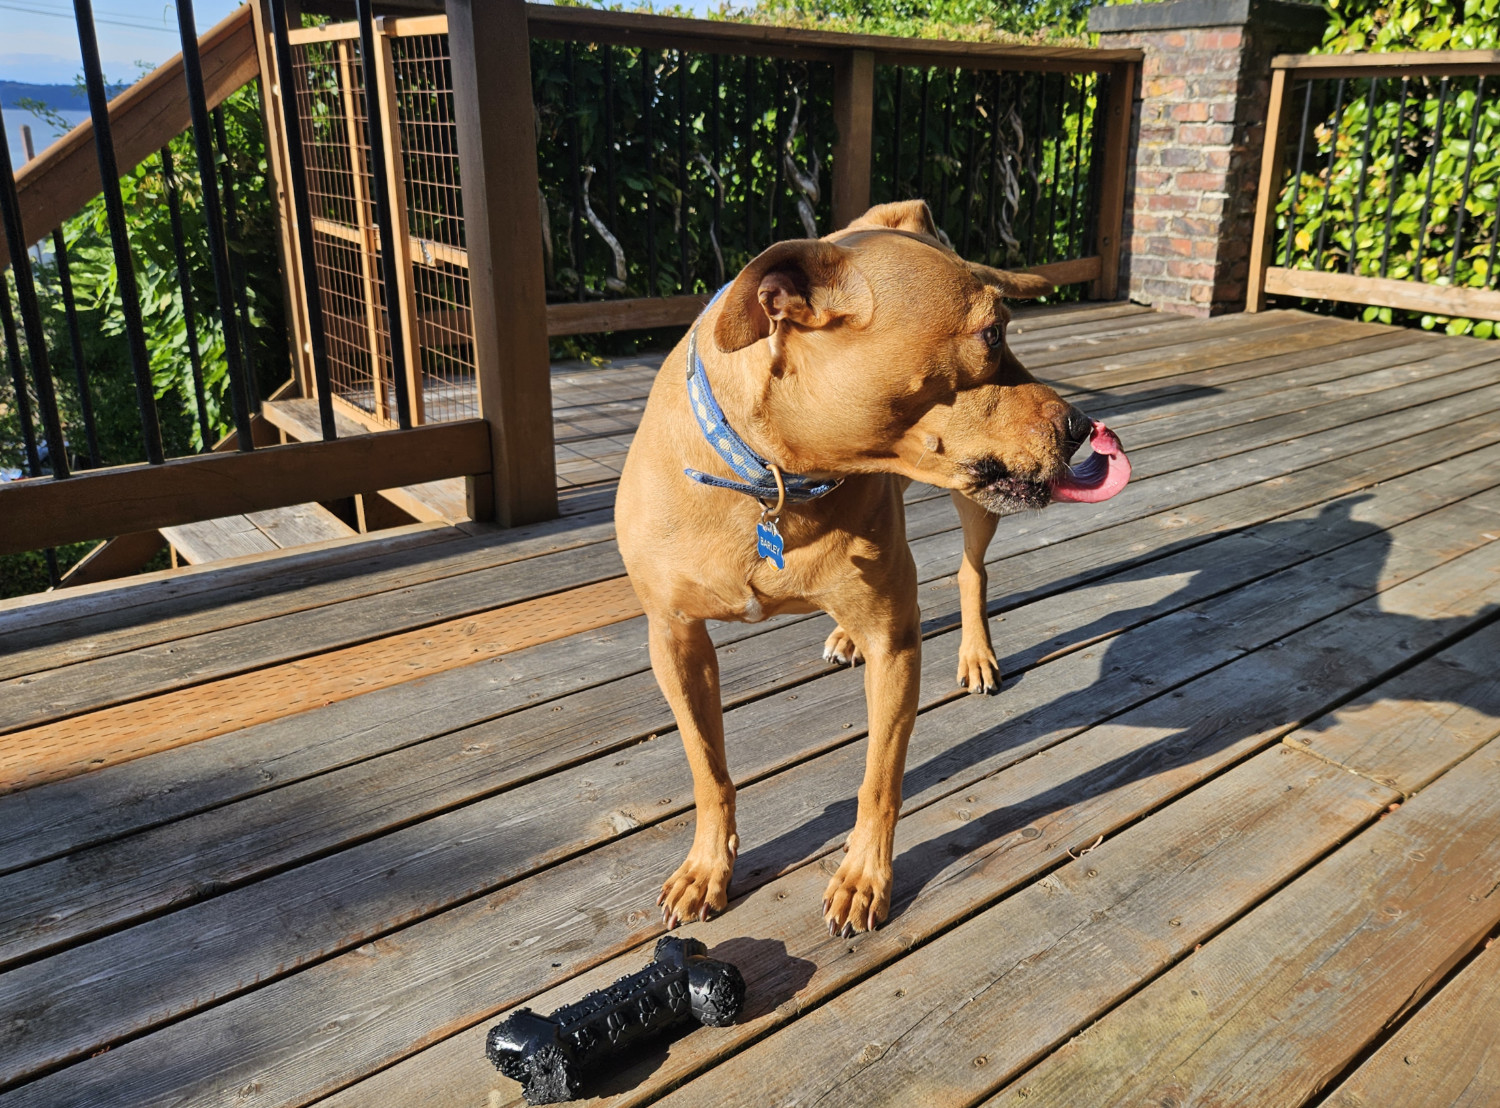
[4,109,91,163]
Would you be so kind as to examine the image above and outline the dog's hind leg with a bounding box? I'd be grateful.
[950,490,1001,694]
[648,614,739,928]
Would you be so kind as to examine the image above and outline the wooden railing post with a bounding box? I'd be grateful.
[831,49,875,231]
[1090,59,1136,301]
[1247,65,1293,313]
[445,0,557,525]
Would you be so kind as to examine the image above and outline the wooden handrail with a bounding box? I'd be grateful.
[1247,50,1500,318]
[520,4,1141,73]
[1,5,259,274]
[1271,49,1500,78]
[0,419,491,555]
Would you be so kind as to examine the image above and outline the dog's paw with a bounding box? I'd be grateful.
[821,855,891,938]
[956,641,1002,695]
[822,627,863,667]
[657,837,737,929]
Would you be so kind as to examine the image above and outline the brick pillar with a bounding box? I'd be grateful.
[1089,0,1323,315]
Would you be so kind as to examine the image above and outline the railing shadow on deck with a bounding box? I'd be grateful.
[735,494,1500,914]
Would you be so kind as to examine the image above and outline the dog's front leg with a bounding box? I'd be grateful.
[648,614,738,928]
[821,588,922,936]
[950,489,1001,694]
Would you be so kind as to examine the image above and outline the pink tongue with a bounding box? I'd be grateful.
[1050,420,1131,504]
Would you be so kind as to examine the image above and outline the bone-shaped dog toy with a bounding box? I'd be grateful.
[485,936,746,1104]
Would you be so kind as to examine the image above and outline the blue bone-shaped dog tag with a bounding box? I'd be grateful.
[755,519,785,570]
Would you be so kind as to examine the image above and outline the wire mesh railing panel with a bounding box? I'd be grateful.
[1273,73,1500,334]
[290,40,392,420]
[389,33,475,424]
[530,42,837,301]
[873,66,1101,275]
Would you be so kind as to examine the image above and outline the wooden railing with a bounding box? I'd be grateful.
[0,0,496,561]
[261,4,1139,437]
[1247,50,1500,324]
[2,0,1140,564]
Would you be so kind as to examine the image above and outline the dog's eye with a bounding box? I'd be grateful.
[979,323,1005,349]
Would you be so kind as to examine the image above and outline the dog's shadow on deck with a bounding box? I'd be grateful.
[733,491,1500,923]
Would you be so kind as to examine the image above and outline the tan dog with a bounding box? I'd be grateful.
[616,200,1125,937]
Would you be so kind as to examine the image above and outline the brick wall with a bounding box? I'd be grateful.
[1090,0,1324,315]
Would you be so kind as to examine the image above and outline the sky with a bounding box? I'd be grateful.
[0,0,248,86]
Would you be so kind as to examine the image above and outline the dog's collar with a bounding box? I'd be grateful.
[683,286,843,504]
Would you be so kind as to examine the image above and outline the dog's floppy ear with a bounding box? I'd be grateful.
[713,239,873,354]
[842,199,938,237]
[975,264,1054,300]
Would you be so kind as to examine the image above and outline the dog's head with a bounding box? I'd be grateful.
[710,200,1109,514]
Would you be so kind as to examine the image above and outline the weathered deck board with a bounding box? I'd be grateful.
[1325,939,1500,1108]
[319,524,1500,1108]
[1287,616,1500,796]
[4,470,1491,976]
[0,575,643,794]
[6,326,1485,743]
[4,402,1497,888]
[0,511,614,677]
[5,470,1497,1105]
[2,306,1498,1108]
[653,749,1396,1108]
[2,383,1488,893]
[987,739,1500,1108]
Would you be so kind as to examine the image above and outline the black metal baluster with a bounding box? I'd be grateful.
[1044,72,1067,264]
[267,0,337,439]
[0,282,41,477]
[1066,72,1091,260]
[604,49,617,231]
[959,70,979,257]
[890,68,904,201]
[177,0,258,447]
[2,283,60,580]
[1282,79,1315,268]
[1415,76,1449,276]
[0,110,68,480]
[743,55,756,256]
[50,226,98,468]
[1348,77,1380,275]
[936,69,956,231]
[1085,70,1108,259]
[1025,71,1047,267]
[1312,77,1345,272]
[565,41,585,302]
[1449,75,1485,282]
[354,0,412,429]
[916,69,930,203]
[160,146,212,447]
[213,107,256,415]
[770,59,784,243]
[983,70,1000,263]
[1378,77,1410,278]
[677,50,690,291]
[75,0,163,463]
[644,52,657,294]
[711,53,723,285]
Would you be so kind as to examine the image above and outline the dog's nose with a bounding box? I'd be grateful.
[1061,405,1094,457]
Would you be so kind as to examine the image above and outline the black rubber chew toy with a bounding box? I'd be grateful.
[485,936,746,1104]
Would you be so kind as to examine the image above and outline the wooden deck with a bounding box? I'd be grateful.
[2,302,1499,1108]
